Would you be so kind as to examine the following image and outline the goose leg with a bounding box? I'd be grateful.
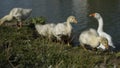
[48,35,52,42]
[17,21,22,29]
[67,42,70,46]
[19,21,22,28]
[81,43,87,51]
[66,37,70,46]
[17,21,19,29]
[92,48,97,51]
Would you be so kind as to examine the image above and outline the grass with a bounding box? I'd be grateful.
[0,17,120,68]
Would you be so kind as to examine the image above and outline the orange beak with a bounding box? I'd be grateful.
[89,13,95,17]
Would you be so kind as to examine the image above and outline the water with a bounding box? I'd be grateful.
[0,0,120,48]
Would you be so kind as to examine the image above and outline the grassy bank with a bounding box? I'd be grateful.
[0,18,120,68]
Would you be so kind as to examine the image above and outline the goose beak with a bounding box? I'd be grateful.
[74,19,78,24]
[89,13,95,17]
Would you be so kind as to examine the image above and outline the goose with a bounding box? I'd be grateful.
[79,28,109,50]
[35,23,55,40]
[0,8,32,28]
[52,16,77,42]
[89,13,115,48]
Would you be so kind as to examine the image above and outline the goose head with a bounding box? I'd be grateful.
[22,9,32,15]
[98,37,109,50]
[89,13,101,20]
[67,16,77,24]
[25,9,32,13]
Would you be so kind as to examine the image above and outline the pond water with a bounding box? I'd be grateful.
[0,0,120,49]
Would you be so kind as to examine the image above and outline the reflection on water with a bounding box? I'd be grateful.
[0,0,120,47]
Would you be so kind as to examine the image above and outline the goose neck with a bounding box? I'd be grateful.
[66,21,71,27]
[97,17,104,33]
[65,21,72,31]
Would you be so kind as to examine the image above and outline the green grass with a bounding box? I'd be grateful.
[0,18,120,68]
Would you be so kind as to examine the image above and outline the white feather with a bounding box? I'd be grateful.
[0,8,32,25]
[52,16,77,41]
[35,23,55,39]
[91,13,115,48]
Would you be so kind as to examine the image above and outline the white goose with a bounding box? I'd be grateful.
[89,13,115,48]
[0,8,32,28]
[79,28,109,50]
[52,16,77,41]
[35,23,55,39]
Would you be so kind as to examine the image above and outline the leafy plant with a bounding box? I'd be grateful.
[27,16,46,24]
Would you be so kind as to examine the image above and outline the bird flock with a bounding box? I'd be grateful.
[0,8,116,51]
